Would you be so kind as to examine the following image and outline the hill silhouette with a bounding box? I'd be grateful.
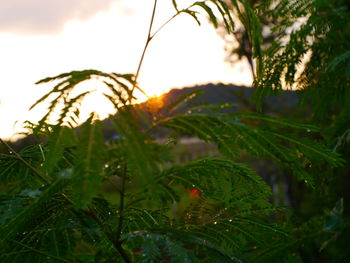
[138,83,299,120]
[6,83,300,150]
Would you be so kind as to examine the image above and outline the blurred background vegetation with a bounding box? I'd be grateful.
[1,0,350,262]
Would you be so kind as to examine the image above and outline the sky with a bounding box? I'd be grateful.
[0,0,252,140]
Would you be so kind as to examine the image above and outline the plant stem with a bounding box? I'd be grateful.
[82,204,131,263]
[131,0,158,98]
[114,163,129,262]
[150,5,196,40]
[150,13,177,41]
[12,240,74,263]
[130,1,197,99]
[0,138,50,184]
[116,164,127,240]
[114,242,131,263]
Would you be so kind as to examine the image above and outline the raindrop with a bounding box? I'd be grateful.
[304,180,308,183]
[104,164,109,168]
[214,221,217,225]
[229,219,232,222]
[9,151,12,154]
[192,184,195,188]
[307,129,311,133]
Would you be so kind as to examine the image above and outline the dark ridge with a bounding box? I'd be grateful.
[140,83,299,115]
[4,83,301,151]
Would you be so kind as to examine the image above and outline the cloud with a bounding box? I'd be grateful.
[0,0,116,34]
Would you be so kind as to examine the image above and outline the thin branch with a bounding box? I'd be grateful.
[114,242,131,263]
[125,197,146,209]
[12,240,74,263]
[106,177,122,194]
[150,13,177,40]
[150,3,197,40]
[82,205,131,263]
[83,164,130,262]
[130,1,197,99]
[114,164,130,262]
[116,164,127,240]
[0,138,50,184]
[131,0,158,97]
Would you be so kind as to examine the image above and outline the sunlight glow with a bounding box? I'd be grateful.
[0,0,252,141]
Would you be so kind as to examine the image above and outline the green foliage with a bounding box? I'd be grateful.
[159,113,343,185]
[1,0,349,262]
[254,0,350,116]
[158,158,271,206]
[72,116,105,209]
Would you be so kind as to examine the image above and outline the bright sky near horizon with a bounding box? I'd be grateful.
[0,0,252,140]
